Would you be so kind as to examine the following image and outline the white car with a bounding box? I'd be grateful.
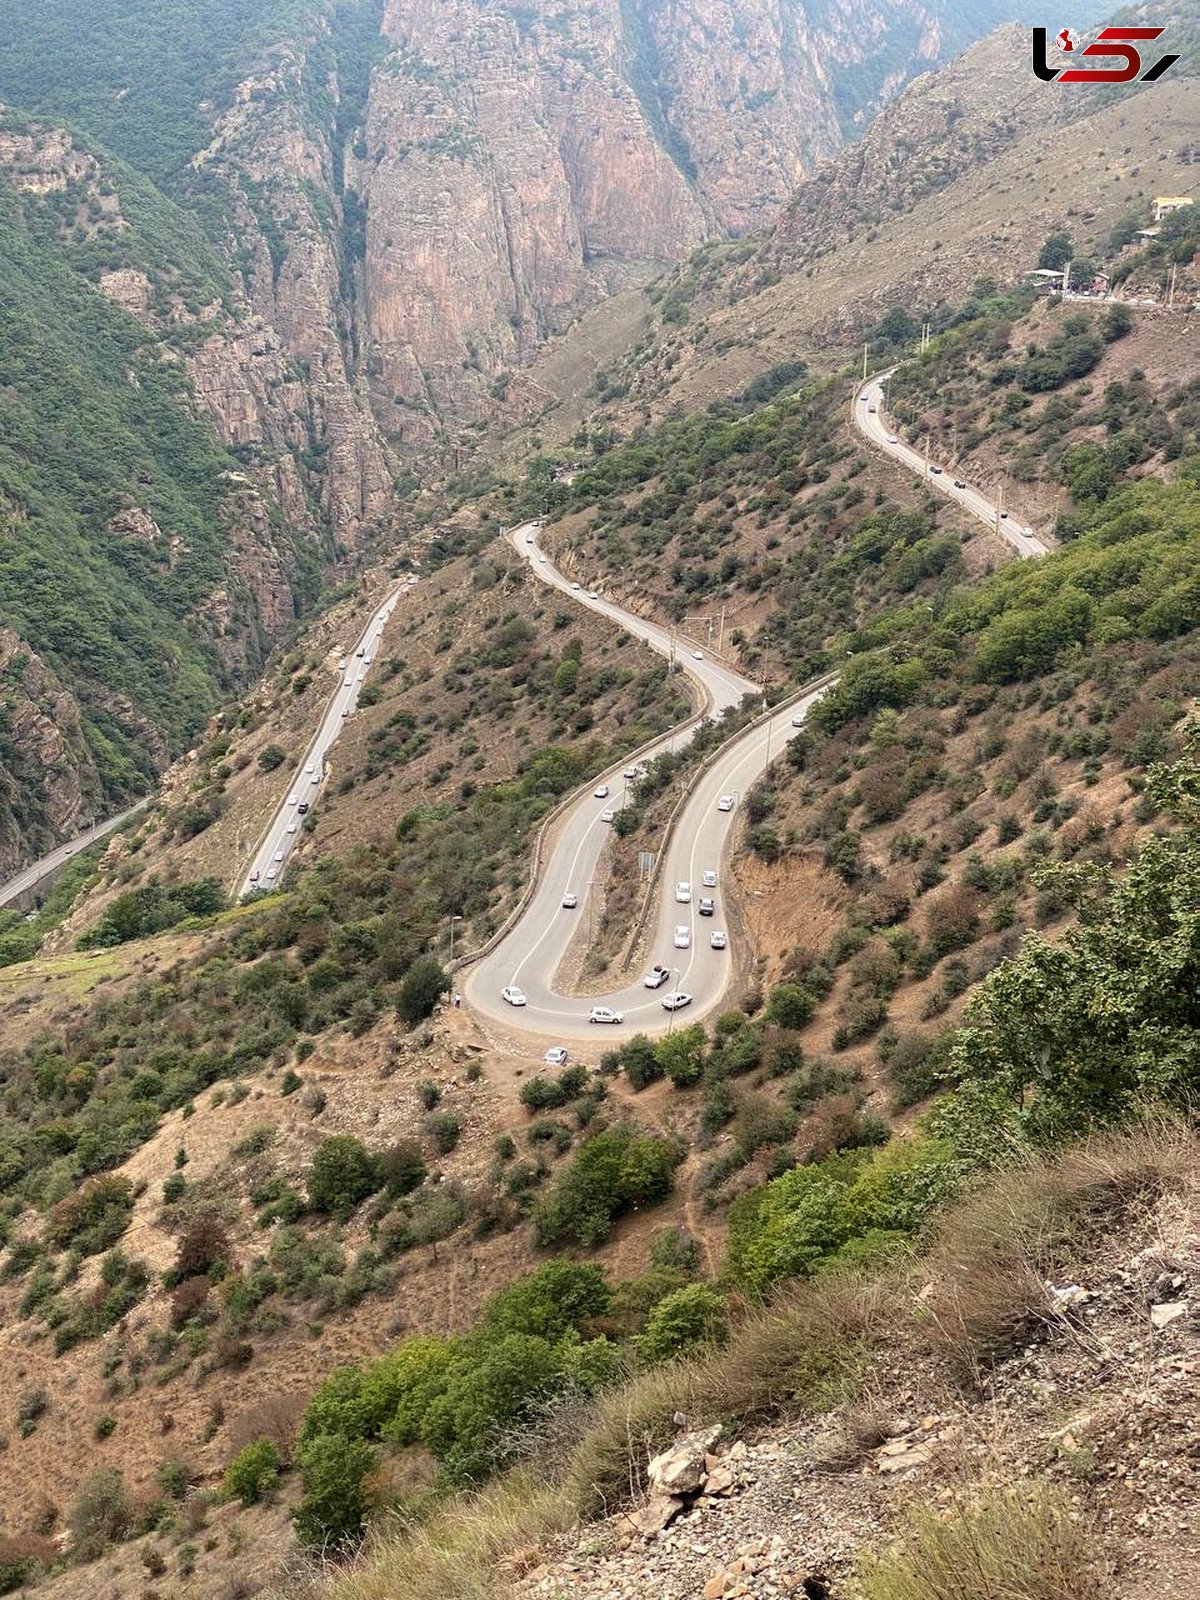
[341,708,351,717]
[674,925,691,950]
[662,992,692,1012]
[792,713,806,727]
[344,676,353,686]
[692,650,704,660]
[587,589,600,600]
[717,795,735,813]
[306,763,315,774]
[309,772,320,784]
[886,433,899,444]
[288,792,299,806]
[867,404,877,414]
[544,1046,569,1065]
[710,931,728,950]
[594,784,610,799]
[589,1006,623,1025]
[623,767,638,780]
[249,869,260,882]
[525,532,535,544]
[273,850,284,862]
[364,654,373,664]
[643,965,671,989]
[570,581,582,591]
[338,658,346,670]
[601,808,615,823]
[286,822,297,834]
[562,893,579,909]
[702,870,717,888]
[266,867,277,881]
[501,985,527,1007]
[675,881,691,904]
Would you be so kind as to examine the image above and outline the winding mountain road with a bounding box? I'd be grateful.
[464,526,829,1042]
[467,370,1050,1048]
[0,802,149,911]
[853,371,1050,557]
[239,575,418,897]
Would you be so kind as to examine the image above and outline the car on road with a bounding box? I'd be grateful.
[570,581,581,591]
[953,478,967,489]
[589,1005,623,1024]
[341,707,351,717]
[623,767,638,780]
[501,985,527,1007]
[662,991,692,1012]
[930,465,943,475]
[886,433,899,444]
[702,870,717,888]
[364,653,373,664]
[266,867,278,880]
[298,802,310,815]
[601,808,615,822]
[306,763,316,774]
[344,675,354,685]
[594,784,610,799]
[674,925,691,949]
[717,795,735,812]
[691,650,704,660]
[859,394,869,403]
[675,881,691,903]
[698,896,715,917]
[249,869,260,883]
[1000,510,1010,519]
[867,404,877,413]
[525,531,534,544]
[356,647,365,658]
[274,850,284,862]
[544,1046,568,1065]
[562,892,579,909]
[286,822,297,833]
[288,792,299,806]
[338,658,346,670]
[710,931,728,950]
[587,589,600,600]
[643,965,671,989]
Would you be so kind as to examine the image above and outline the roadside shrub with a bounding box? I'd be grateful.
[307,1136,382,1216]
[293,1432,375,1549]
[397,956,449,1026]
[618,1035,663,1091]
[655,1024,706,1089]
[223,1439,279,1506]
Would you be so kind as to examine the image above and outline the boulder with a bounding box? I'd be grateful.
[647,1424,724,1496]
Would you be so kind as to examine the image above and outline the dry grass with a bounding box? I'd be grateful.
[270,1473,576,1600]
[852,1483,1103,1600]
[919,1116,1198,1379]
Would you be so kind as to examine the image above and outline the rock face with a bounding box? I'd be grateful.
[350,0,1014,432]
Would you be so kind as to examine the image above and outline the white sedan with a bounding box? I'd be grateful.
[662,992,692,1012]
[675,881,692,904]
[691,650,704,660]
[702,870,717,888]
[643,966,671,989]
[710,931,728,950]
[501,985,527,1007]
[717,795,735,813]
[589,1006,623,1025]
[562,893,579,909]
[673,925,691,950]
[594,784,610,799]
[601,808,615,823]
[544,1047,569,1066]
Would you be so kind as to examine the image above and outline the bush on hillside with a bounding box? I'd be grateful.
[223,1438,279,1506]
[532,1125,683,1248]
[307,1135,382,1216]
[635,1284,729,1365]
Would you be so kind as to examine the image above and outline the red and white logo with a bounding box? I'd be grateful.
[1056,28,1074,52]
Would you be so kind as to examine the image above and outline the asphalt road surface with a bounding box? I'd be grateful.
[239,575,418,896]
[465,524,830,1043]
[0,802,149,910]
[854,371,1050,558]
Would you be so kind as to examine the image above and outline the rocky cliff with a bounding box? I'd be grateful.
[352,0,1015,434]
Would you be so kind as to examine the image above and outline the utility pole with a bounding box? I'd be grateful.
[447,913,463,966]
[718,606,725,653]
[1062,260,1071,297]
[923,436,930,479]
[995,479,1004,535]
[862,342,868,381]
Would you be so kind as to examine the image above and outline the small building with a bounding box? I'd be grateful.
[1153,196,1194,222]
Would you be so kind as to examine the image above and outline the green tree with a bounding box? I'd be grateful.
[482,1261,610,1342]
[397,956,449,1026]
[655,1023,706,1088]
[635,1284,729,1365]
[307,1135,381,1216]
[223,1438,279,1506]
[293,1433,375,1548]
[1037,232,1073,270]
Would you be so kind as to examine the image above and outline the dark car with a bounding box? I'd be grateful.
[297,802,310,815]
[698,896,715,917]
